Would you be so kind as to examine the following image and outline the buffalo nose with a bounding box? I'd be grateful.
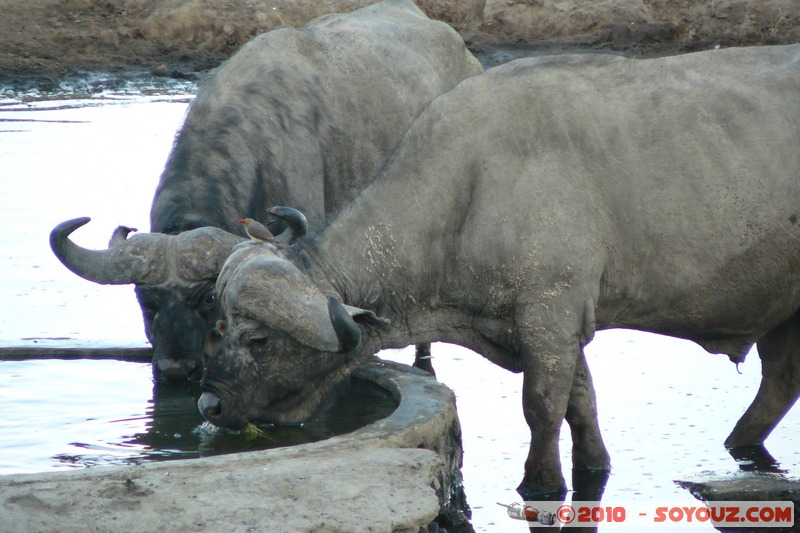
[155,358,200,382]
[198,391,222,418]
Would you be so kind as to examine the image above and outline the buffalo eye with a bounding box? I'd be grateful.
[205,292,216,306]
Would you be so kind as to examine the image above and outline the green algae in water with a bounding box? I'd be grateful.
[242,423,272,441]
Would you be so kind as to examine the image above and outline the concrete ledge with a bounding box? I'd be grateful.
[0,358,466,532]
[679,473,800,504]
[677,472,800,532]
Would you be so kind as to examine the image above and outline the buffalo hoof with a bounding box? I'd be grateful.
[727,444,787,473]
[516,476,568,502]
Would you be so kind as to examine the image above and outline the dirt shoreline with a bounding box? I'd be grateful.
[1,0,799,90]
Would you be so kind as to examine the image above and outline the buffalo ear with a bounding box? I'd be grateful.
[342,304,391,328]
[327,298,391,354]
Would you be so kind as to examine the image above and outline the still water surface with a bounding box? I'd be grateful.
[1,84,798,532]
[0,358,396,475]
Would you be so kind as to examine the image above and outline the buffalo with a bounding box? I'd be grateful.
[50,0,481,381]
[198,44,800,496]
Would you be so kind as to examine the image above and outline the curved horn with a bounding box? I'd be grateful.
[219,250,387,353]
[52,218,247,286]
[266,206,308,245]
[327,297,361,353]
[50,217,169,285]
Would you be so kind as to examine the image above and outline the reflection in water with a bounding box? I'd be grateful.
[511,468,611,533]
[0,359,397,474]
[129,375,398,464]
[571,468,612,503]
[727,444,787,474]
[512,461,796,532]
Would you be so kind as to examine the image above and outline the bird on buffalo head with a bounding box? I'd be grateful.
[239,218,282,247]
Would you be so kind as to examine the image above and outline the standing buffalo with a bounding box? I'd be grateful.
[199,44,800,496]
[50,0,482,381]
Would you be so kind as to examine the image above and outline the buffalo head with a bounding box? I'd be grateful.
[197,240,388,429]
[50,217,244,381]
[50,210,309,382]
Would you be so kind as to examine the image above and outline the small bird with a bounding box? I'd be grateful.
[239,217,281,246]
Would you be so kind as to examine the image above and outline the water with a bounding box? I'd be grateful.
[0,91,191,350]
[383,334,800,531]
[0,358,397,475]
[1,83,799,532]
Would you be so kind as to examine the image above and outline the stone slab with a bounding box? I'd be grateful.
[0,359,464,533]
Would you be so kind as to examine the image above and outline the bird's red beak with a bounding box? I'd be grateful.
[238,218,247,224]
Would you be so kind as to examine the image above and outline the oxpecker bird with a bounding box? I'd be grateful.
[239,218,281,246]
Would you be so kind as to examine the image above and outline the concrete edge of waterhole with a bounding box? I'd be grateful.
[0,358,466,533]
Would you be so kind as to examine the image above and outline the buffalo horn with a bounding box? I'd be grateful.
[266,206,308,245]
[219,251,388,353]
[52,218,247,285]
[50,217,170,285]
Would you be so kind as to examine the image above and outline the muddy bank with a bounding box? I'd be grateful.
[2,0,799,88]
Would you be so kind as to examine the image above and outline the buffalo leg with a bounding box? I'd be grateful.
[566,349,611,472]
[517,315,582,498]
[413,342,435,376]
[725,312,800,448]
